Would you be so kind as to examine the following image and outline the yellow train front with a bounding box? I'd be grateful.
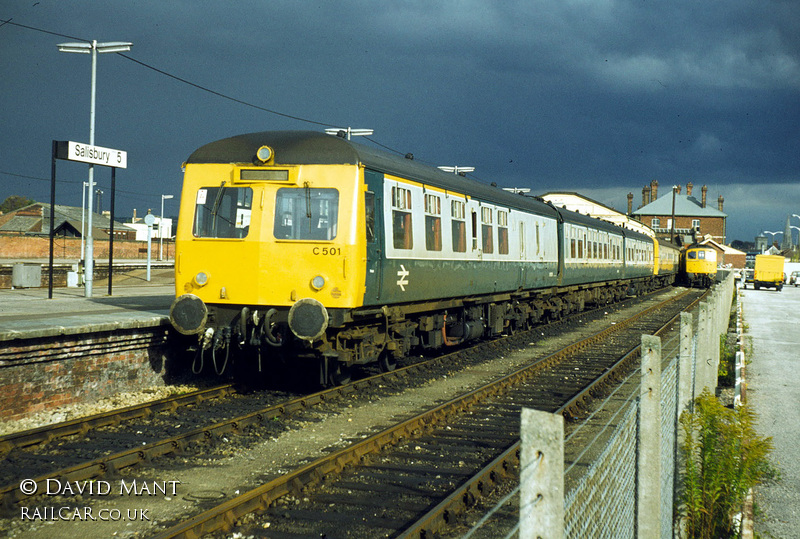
[170,132,367,383]
[680,244,717,287]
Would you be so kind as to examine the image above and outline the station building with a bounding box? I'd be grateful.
[628,181,727,245]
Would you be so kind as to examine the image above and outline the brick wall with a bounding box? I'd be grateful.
[0,327,177,422]
[638,215,726,243]
[0,235,173,260]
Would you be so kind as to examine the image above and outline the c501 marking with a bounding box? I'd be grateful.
[312,247,341,256]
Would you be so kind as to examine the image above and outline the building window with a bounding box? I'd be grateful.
[651,218,660,228]
[692,219,700,230]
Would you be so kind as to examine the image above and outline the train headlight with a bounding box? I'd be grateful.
[311,275,326,290]
[194,272,209,287]
[256,145,274,163]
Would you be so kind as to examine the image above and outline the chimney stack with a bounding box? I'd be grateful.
[676,185,682,195]
[642,186,651,207]
[627,192,633,215]
[701,185,707,208]
[718,195,724,211]
[686,182,693,196]
[650,179,659,201]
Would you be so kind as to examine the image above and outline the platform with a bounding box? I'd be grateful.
[0,265,175,342]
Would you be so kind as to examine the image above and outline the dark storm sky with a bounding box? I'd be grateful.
[2,0,799,242]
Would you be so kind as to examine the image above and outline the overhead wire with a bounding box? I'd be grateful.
[117,53,336,128]
[1,17,489,185]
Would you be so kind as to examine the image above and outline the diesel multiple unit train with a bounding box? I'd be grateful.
[169,131,682,384]
[680,244,719,288]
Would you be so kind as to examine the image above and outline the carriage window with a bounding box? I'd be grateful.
[471,211,478,250]
[392,186,413,249]
[481,207,493,254]
[365,192,375,243]
[497,210,509,255]
[536,223,541,255]
[424,193,442,251]
[193,185,252,238]
[451,199,466,252]
[688,251,697,259]
[274,187,339,240]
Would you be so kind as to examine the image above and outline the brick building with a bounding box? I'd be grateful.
[0,202,135,241]
[0,202,159,260]
[628,181,727,245]
[700,238,746,269]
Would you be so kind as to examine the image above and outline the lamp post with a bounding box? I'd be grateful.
[58,39,132,298]
[159,194,173,261]
[762,230,782,250]
[80,181,88,264]
[790,225,800,246]
[670,185,677,243]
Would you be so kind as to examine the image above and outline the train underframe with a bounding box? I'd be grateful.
[176,274,672,386]
[684,272,716,289]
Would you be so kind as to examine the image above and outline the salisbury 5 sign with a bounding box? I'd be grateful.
[57,141,127,168]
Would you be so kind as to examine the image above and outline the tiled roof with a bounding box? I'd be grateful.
[631,194,726,218]
[0,203,126,235]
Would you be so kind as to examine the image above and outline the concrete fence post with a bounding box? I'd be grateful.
[710,292,721,389]
[638,334,662,539]
[697,301,711,394]
[678,312,694,413]
[710,290,720,380]
[520,407,565,539]
[675,312,695,539]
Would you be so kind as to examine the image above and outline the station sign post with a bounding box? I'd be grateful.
[50,140,127,299]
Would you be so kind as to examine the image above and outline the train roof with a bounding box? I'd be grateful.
[187,131,560,218]
[656,237,681,251]
[187,130,651,242]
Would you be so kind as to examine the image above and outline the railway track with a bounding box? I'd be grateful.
[149,287,705,538]
[0,384,238,452]
[0,287,701,538]
[0,286,635,511]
